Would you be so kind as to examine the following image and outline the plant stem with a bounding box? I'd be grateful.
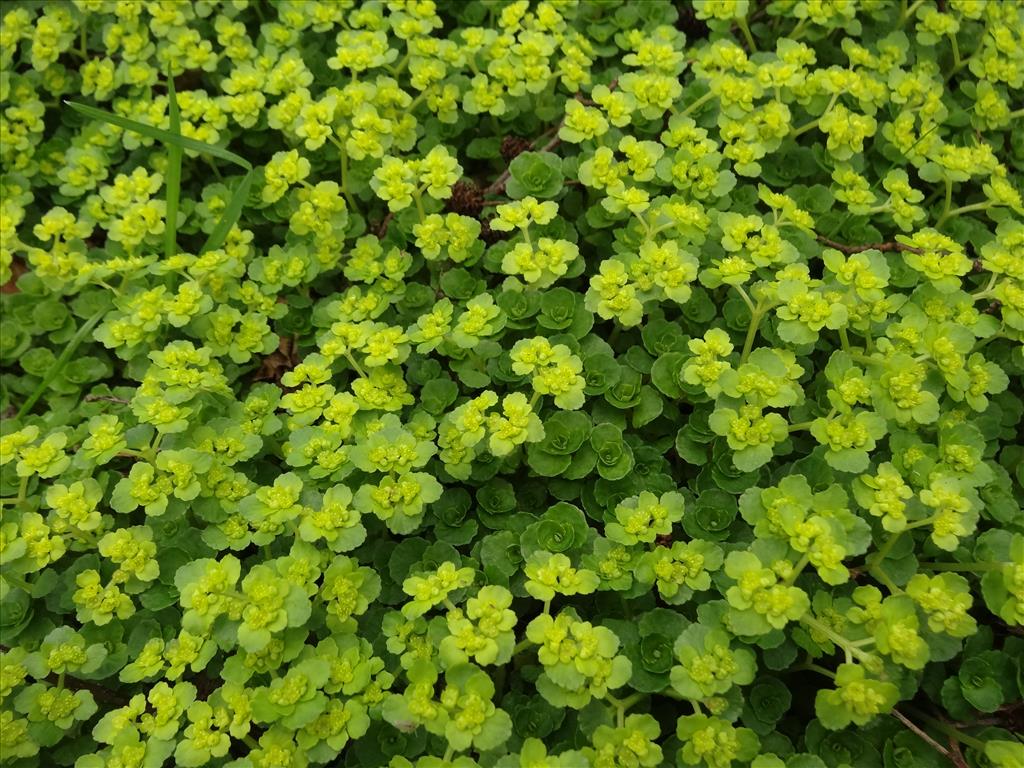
[800,615,874,664]
[939,200,993,227]
[937,177,954,228]
[972,272,998,299]
[790,93,839,139]
[948,33,962,70]
[795,662,836,679]
[740,302,765,364]
[733,284,756,314]
[329,136,356,210]
[736,15,757,52]
[785,553,810,585]
[838,327,852,354]
[344,352,366,379]
[680,90,715,117]
[870,565,901,594]
[413,189,426,223]
[900,0,925,24]
[871,531,902,568]
[512,638,532,656]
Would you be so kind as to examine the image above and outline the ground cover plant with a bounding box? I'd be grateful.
[0,0,1023,766]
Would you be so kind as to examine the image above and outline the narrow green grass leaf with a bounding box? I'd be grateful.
[164,73,183,260]
[201,169,254,254]
[65,100,252,170]
[16,309,106,419]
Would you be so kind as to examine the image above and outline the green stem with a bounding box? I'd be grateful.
[736,15,757,52]
[344,352,367,379]
[69,528,99,547]
[205,156,223,181]
[838,327,852,354]
[949,33,962,70]
[788,420,817,433]
[413,189,426,223]
[941,200,994,226]
[389,52,411,77]
[243,735,259,750]
[789,93,839,139]
[680,90,715,117]
[900,0,925,24]
[329,135,356,210]
[972,271,998,299]
[634,211,652,239]
[801,615,874,664]
[740,303,765,365]
[871,532,903,568]
[17,309,105,418]
[733,284,756,314]
[340,145,355,211]
[785,553,810,585]
[867,530,906,593]
[141,433,163,464]
[512,639,533,656]
[870,565,900,594]
[795,662,836,679]
[917,561,1005,573]
[16,477,28,505]
[936,177,954,228]
[442,746,455,763]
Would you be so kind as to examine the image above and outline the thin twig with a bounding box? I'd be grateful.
[815,234,925,255]
[539,132,562,154]
[84,395,131,404]
[377,211,394,237]
[891,709,951,759]
[946,735,970,768]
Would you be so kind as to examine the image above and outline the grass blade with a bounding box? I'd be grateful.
[164,74,183,259]
[16,309,106,418]
[65,100,252,170]
[201,169,254,254]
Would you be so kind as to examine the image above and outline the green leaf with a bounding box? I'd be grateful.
[164,72,183,259]
[65,100,253,169]
[506,151,564,199]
